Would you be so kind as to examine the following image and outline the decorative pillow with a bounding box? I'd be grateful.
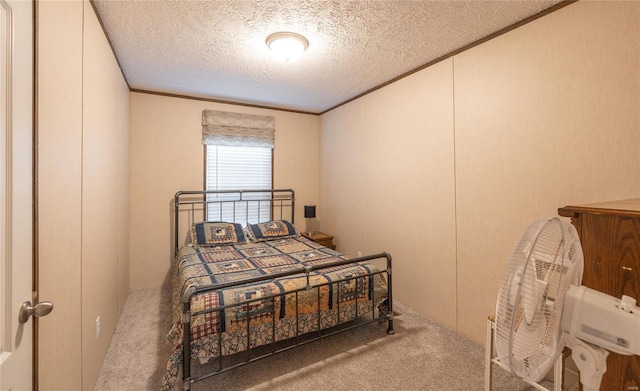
[246,220,298,242]
[191,222,246,247]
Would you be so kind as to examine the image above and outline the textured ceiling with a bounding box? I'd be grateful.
[92,0,565,114]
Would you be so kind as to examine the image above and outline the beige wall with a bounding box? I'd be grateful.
[37,1,83,389]
[128,93,320,290]
[454,1,640,344]
[320,1,640,344]
[37,1,130,390]
[320,59,457,326]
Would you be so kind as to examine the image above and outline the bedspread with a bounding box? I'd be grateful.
[162,235,388,390]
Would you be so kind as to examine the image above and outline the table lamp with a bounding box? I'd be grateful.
[304,205,316,235]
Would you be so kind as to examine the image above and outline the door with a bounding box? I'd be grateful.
[0,0,33,389]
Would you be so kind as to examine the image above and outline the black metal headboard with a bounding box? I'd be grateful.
[173,189,295,254]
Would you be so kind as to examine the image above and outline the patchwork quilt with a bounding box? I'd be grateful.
[162,235,388,390]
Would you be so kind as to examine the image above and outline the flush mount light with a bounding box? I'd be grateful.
[265,32,309,62]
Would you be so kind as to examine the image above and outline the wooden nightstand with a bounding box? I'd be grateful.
[300,231,335,250]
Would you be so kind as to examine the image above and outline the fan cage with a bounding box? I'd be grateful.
[494,218,583,382]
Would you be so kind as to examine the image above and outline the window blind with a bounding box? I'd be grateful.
[205,145,272,223]
[202,110,275,148]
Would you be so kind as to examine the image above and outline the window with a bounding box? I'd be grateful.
[201,109,275,223]
[205,145,272,223]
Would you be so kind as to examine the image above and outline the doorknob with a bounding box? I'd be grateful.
[19,300,53,323]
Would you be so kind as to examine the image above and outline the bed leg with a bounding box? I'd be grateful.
[385,253,394,335]
[182,303,192,391]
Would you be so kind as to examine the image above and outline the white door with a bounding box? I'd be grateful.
[0,0,34,389]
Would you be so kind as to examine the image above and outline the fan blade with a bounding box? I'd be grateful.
[523,275,548,325]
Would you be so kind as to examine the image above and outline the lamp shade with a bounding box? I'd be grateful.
[304,205,316,219]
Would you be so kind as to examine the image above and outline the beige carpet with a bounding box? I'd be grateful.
[94,287,553,391]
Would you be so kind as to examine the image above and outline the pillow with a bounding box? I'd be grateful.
[246,220,298,242]
[191,222,246,247]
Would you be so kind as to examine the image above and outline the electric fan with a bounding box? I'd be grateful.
[494,217,640,390]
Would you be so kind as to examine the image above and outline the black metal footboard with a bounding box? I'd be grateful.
[181,252,394,390]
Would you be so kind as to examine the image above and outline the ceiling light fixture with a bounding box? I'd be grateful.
[265,32,309,62]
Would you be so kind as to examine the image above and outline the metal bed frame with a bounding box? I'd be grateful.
[173,189,394,390]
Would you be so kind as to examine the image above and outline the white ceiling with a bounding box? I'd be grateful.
[92,0,565,114]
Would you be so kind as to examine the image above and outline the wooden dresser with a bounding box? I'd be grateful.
[558,199,640,391]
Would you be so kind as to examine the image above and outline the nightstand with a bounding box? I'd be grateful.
[300,231,335,250]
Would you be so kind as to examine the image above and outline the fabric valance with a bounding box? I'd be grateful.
[202,110,275,148]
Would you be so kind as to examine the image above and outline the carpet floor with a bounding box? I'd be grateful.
[94,287,555,391]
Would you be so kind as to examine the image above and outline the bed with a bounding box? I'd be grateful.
[162,189,394,391]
